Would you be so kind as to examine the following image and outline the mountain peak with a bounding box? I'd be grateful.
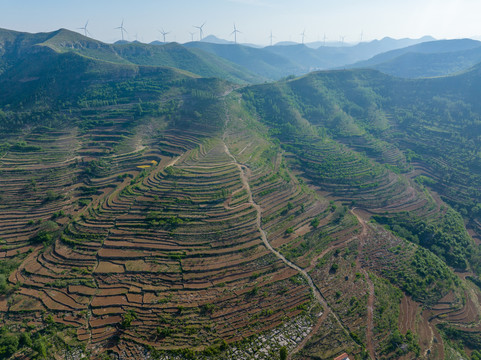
[201,35,233,44]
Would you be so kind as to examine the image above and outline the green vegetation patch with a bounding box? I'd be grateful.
[382,244,459,305]
[371,273,420,357]
[0,258,19,295]
[438,324,481,352]
[373,208,474,270]
[0,316,85,359]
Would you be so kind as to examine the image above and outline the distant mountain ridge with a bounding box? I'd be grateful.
[2,28,481,83]
[351,39,481,67]
[183,41,299,79]
[0,28,262,84]
[185,35,436,79]
[348,38,481,78]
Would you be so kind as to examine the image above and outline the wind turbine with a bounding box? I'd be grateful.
[189,32,195,42]
[115,20,127,41]
[269,30,275,46]
[231,23,241,44]
[300,29,306,44]
[194,22,205,41]
[77,20,91,37]
[159,28,170,43]
[339,35,345,46]
[360,31,364,43]
[323,33,327,47]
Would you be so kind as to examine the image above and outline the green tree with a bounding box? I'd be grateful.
[32,337,47,359]
[0,275,7,294]
[120,310,137,329]
[0,328,19,358]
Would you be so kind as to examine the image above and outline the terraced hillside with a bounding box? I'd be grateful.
[0,92,371,359]
[9,136,320,352]
[0,41,337,358]
[1,28,481,360]
[240,68,481,359]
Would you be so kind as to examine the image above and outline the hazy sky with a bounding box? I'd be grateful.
[2,0,480,45]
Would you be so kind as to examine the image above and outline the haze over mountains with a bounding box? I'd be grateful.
[1,25,481,360]
[3,27,481,83]
[348,38,481,77]
[183,35,437,77]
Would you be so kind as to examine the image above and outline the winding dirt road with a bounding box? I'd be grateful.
[223,141,326,303]
[222,137,357,358]
[351,208,375,360]
[221,100,373,358]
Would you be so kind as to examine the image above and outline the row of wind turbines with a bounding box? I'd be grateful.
[78,20,355,46]
[78,20,212,43]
